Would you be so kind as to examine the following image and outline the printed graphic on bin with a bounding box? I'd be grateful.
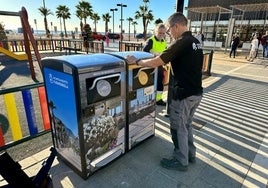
[41,51,156,179]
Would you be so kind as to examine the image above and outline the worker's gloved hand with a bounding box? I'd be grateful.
[126,55,138,65]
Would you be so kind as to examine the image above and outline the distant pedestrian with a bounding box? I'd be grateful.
[120,33,124,41]
[201,32,205,44]
[255,32,262,58]
[229,33,240,58]
[82,24,93,53]
[261,31,268,58]
[105,32,110,47]
[195,31,203,46]
[71,31,75,39]
[247,35,258,62]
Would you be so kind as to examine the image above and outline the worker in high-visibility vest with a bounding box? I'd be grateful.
[143,23,167,106]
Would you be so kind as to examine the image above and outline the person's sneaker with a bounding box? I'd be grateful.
[189,157,196,163]
[156,99,166,106]
[160,158,188,171]
[162,157,196,163]
[164,113,170,118]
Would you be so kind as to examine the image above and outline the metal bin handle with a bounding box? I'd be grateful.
[134,67,156,79]
[88,73,121,90]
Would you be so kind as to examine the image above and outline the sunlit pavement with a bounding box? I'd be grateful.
[1,49,267,188]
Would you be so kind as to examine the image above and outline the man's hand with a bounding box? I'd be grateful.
[126,55,138,65]
[152,52,160,57]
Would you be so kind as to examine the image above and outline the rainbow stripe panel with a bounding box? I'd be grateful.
[22,90,38,135]
[3,93,23,141]
[0,86,51,147]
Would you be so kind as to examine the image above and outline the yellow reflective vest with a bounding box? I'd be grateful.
[150,36,167,53]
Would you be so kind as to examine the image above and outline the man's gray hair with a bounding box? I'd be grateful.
[166,12,188,28]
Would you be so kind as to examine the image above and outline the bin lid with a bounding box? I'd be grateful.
[42,54,125,69]
[109,51,154,61]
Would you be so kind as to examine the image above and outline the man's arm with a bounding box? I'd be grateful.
[126,55,165,68]
[143,39,153,52]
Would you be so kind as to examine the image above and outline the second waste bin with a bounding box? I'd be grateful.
[110,51,156,151]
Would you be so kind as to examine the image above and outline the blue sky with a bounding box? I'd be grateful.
[0,0,188,33]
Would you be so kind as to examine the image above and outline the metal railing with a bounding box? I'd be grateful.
[0,38,104,54]
[119,41,143,52]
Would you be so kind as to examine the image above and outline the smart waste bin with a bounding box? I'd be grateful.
[41,54,126,179]
[110,51,156,150]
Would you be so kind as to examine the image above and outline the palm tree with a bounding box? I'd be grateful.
[0,23,7,41]
[75,9,84,35]
[75,1,93,25]
[56,5,71,38]
[91,13,100,32]
[132,21,138,38]
[38,7,53,37]
[126,17,133,41]
[135,0,154,40]
[155,18,163,25]
[102,13,111,33]
[55,10,63,36]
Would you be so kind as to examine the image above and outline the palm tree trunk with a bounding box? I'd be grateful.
[80,21,83,38]
[44,17,49,37]
[60,18,63,37]
[63,19,67,37]
[128,22,131,41]
[105,22,108,32]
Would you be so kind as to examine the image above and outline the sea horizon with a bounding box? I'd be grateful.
[5,28,140,36]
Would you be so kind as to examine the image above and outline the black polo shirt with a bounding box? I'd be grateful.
[160,31,203,100]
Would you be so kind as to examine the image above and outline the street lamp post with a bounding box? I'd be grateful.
[34,19,38,35]
[117,3,127,41]
[50,22,54,52]
[176,0,184,12]
[43,0,46,8]
[50,22,53,35]
[110,8,118,42]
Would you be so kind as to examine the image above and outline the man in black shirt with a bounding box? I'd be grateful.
[126,12,203,171]
[230,33,240,58]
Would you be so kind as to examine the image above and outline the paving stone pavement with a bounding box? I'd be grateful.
[0,46,267,188]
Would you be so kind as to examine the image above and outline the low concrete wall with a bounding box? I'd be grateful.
[204,41,222,48]
[242,42,263,50]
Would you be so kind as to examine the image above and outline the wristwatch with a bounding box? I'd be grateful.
[136,59,141,65]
